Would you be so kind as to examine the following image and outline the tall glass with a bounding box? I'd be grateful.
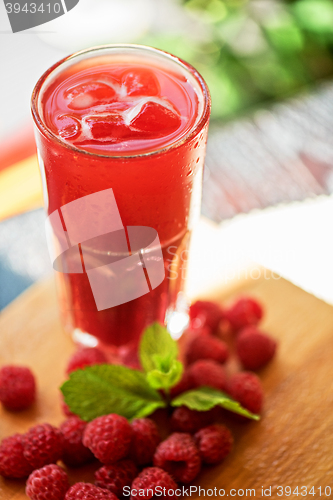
[31,45,210,356]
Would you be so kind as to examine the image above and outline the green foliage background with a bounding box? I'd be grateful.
[141,0,333,120]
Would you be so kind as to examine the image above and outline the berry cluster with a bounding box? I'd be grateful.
[0,295,277,500]
[175,296,277,415]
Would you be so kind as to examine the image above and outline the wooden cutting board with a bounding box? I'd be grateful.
[0,273,333,499]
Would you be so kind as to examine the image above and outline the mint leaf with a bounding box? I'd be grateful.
[171,386,260,421]
[61,364,166,421]
[146,360,183,390]
[140,323,178,373]
[139,323,181,390]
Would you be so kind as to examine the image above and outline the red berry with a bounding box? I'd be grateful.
[26,464,70,500]
[186,334,229,365]
[130,467,177,500]
[0,365,36,410]
[0,433,32,478]
[194,424,233,464]
[188,359,227,392]
[65,482,118,500]
[236,326,277,370]
[169,370,194,398]
[189,300,224,332]
[95,459,137,496]
[129,418,161,466]
[153,433,201,483]
[226,297,263,331]
[83,414,132,464]
[61,396,76,417]
[60,416,94,467]
[227,372,263,414]
[170,406,214,434]
[66,348,107,374]
[22,423,64,469]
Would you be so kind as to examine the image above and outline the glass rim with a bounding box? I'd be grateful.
[31,43,211,160]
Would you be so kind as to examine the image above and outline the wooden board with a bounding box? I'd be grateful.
[1,274,333,499]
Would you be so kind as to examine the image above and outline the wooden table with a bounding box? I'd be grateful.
[1,273,333,499]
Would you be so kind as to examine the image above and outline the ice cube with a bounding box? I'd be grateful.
[130,101,181,137]
[122,68,160,97]
[55,114,81,139]
[64,82,116,110]
[84,113,131,141]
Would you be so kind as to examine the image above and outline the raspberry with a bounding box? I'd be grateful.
[169,370,194,398]
[227,372,263,414]
[83,414,132,464]
[61,396,76,417]
[170,406,214,434]
[95,459,137,496]
[66,348,107,374]
[226,297,263,331]
[65,482,118,500]
[194,424,233,464]
[129,418,161,466]
[0,433,32,478]
[188,359,227,392]
[22,423,64,469]
[26,464,70,500]
[189,300,224,332]
[186,334,229,365]
[60,416,94,467]
[153,433,201,483]
[236,326,277,370]
[130,467,177,500]
[0,365,36,411]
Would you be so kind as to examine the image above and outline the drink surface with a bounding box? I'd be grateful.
[41,56,200,155]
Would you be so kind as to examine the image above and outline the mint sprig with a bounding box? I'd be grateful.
[61,323,260,422]
[139,323,183,391]
[171,386,260,421]
[61,364,166,421]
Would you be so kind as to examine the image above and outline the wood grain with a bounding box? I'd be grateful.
[0,274,333,499]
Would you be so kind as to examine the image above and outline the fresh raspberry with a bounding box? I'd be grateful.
[129,418,161,466]
[169,370,194,398]
[65,482,118,500]
[22,423,64,469]
[153,433,201,483]
[118,346,141,370]
[226,297,263,331]
[188,359,227,392]
[227,372,263,414]
[0,365,36,411]
[236,326,277,370]
[130,467,177,500]
[170,406,214,433]
[26,464,70,500]
[186,334,229,365]
[194,424,233,464]
[83,414,132,464]
[0,433,32,478]
[189,300,224,332]
[95,459,137,496]
[66,348,107,374]
[60,416,94,467]
[61,396,76,417]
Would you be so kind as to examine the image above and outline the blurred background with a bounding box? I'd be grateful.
[1,0,333,309]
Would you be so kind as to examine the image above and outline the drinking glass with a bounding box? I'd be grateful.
[31,44,211,357]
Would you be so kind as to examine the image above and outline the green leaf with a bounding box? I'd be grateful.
[139,323,183,391]
[139,322,178,373]
[146,360,183,390]
[171,386,260,421]
[61,364,166,422]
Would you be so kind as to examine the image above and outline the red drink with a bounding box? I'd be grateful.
[32,45,210,353]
